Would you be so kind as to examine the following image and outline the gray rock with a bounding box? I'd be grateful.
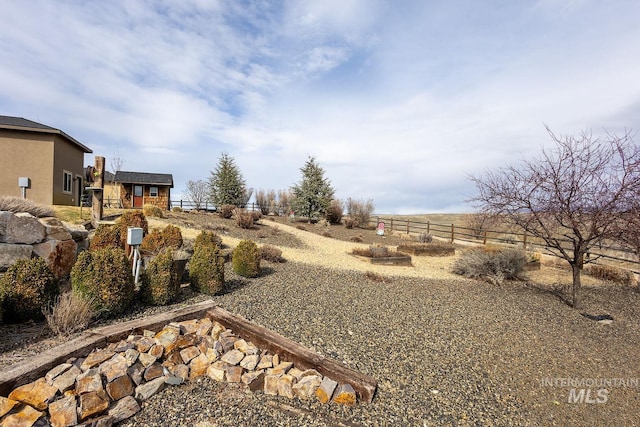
[5,212,46,244]
[108,395,140,424]
[134,376,167,401]
[0,243,33,271]
[39,217,73,241]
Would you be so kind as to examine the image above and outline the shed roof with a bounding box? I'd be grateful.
[0,115,93,153]
[114,171,174,187]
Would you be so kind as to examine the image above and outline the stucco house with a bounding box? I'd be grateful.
[0,115,93,206]
[113,171,173,210]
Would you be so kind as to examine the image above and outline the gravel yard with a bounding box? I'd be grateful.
[2,212,639,426]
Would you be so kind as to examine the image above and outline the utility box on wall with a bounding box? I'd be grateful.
[18,177,30,188]
[127,227,143,246]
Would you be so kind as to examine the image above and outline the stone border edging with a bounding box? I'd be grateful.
[207,306,378,403]
[0,300,217,396]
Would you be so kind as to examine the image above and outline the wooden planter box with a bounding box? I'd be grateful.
[397,245,455,257]
[351,253,413,266]
[524,261,541,271]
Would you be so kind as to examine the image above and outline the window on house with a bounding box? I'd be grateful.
[63,171,73,194]
[149,186,159,197]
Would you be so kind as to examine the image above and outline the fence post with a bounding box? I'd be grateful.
[523,231,527,248]
[390,218,394,232]
[451,224,454,243]
[483,231,487,245]
[427,221,430,234]
[406,219,410,234]
[180,200,183,209]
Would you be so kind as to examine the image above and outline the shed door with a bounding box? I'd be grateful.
[133,185,143,208]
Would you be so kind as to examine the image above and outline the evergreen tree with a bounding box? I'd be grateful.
[208,153,248,207]
[291,156,335,220]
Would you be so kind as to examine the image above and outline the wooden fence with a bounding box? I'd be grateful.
[372,216,640,274]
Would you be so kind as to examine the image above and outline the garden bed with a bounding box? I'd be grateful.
[397,243,455,257]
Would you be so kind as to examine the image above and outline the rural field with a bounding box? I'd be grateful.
[2,209,639,426]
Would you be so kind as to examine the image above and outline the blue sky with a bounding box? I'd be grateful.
[1,0,639,213]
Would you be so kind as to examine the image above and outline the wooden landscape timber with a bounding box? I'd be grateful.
[207,306,378,403]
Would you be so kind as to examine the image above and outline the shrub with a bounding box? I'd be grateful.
[346,198,374,228]
[190,242,225,295]
[296,224,307,231]
[352,245,404,258]
[251,210,263,222]
[117,210,148,235]
[90,224,122,251]
[0,258,57,323]
[0,196,55,217]
[398,241,456,257]
[364,271,392,284]
[350,234,364,243]
[194,230,223,251]
[325,199,344,224]
[259,244,284,262]
[219,204,235,219]
[172,206,183,213]
[344,217,357,229]
[322,230,332,238]
[42,292,95,335]
[452,247,528,285]
[416,232,433,243]
[233,208,255,229]
[71,248,134,317]
[232,239,260,278]
[143,204,164,218]
[141,225,183,254]
[140,248,180,305]
[585,264,634,285]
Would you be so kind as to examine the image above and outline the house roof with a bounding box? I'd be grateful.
[0,115,93,153]
[114,171,174,187]
[104,171,116,182]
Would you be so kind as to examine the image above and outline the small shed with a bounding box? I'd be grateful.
[114,171,173,210]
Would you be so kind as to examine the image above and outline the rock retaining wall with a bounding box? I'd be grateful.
[0,212,88,278]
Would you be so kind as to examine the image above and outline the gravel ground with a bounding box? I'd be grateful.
[2,213,640,426]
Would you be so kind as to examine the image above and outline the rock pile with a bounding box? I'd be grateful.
[0,316,357,426]
[0,211,88,278]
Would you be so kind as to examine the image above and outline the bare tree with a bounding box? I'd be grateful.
[184,179,209,210]
[470,127,640,309]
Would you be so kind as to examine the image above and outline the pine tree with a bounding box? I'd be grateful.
[290,156,335,220]
[208,153,248,207]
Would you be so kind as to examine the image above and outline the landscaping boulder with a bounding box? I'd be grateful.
[5,213,46,244]
[32,239,78,279]
[0,243,32,272]
[39,217,73,241]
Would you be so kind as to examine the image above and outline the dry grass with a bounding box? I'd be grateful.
[585,264,635,286]
[52,205,122,224]
[0,196,55,217]
[364,271,393,283]
[42,292,95,336]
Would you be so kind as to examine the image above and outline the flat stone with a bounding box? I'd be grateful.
[32,239,77,279]
[316,377,338,404]
[79,390,110,421]
[256,354,273,370]
[134,337,156,353]
[135,376,166,401]
[0,396,18,417]
[107,395,140,424]
[300,369,322,379]
[81,349,115,371]
[100,354,129,382]
[106,374,135,401]
[226,366,244,383]
[62,221,89,241]
[45,363,72,385]
[179,346,201,364]
[210,321,226,340]
[272,354,280,366]
[332,383,357,405]
[207,361,229,382]
[233,338,259,355]
[293,375,322,400]
[269,361,294,376]
[154,326,180,348]
[142,329,155,337]
[53,365,82,393]
[123,348,140,365]
[111,341,134,353]
[195,317,213,336]
[263,374,281,396]
[188,353,210,379]
[220,349,244,366]
[48,394,77,427]
[8,378,58,410]
[5,212,46,244]
[178,319,200,334]
[144,363,165,381]
[204,348,219,363]
[239,354,260,371]
[161,351,183,368]
[137,352,156,367]
[148,344,164,359]
[165,334,199,354]
[127,362,145,386]
[76,369,103,394]
[168,364,189,384]
[39,217,74,241]
[241,370,265,391]
[278,374,295,399]
[288,367,303,380]
[0,243,33,271]
[220,336,236,353]
[197,336,215,354]
[0,403,43,426]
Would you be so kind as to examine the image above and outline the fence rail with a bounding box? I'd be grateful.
[372,216,640,274]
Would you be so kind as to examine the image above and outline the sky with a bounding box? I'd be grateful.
[1,0,639,214]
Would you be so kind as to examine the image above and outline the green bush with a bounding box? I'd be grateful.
[90,224,122,251]
[326,199,344,224]
[71,248,134,317]
[452,247,528,285]
[0,258,57,323]
[140,248,180,305]
[140,224,183,254]
[194,230,222,251]
[143,204,164,218]
[232,239,260,278]
[117,210,149,235]
[189,243,225,295]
